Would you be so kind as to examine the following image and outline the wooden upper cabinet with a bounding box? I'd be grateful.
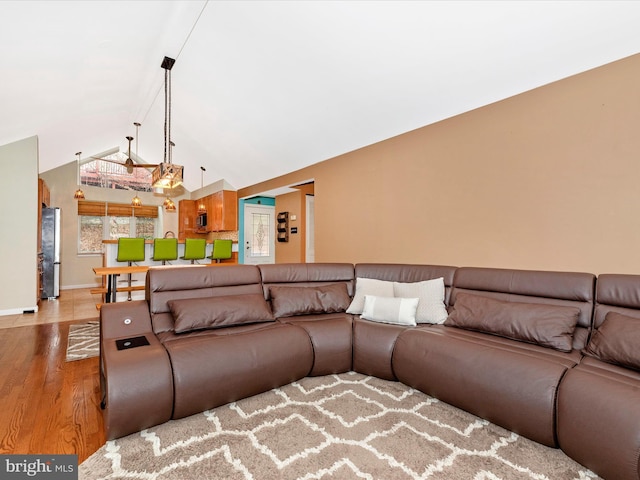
[178,199,197,240]
[203,190,238,232]
[214,190,238,231]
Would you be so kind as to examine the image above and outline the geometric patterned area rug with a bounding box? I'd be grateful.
[65,321,99,362]
[79,372,600,479]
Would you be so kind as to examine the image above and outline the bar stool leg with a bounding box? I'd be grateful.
[127,261,133,301]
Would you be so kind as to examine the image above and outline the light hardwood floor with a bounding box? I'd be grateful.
[0,288,103,330]
[0,289,105,463]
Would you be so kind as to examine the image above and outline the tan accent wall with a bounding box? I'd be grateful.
[239,53,640,275]
[273,183,315,263]
[275,191,303,263]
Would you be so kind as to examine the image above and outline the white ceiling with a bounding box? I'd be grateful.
[2,1,640,192]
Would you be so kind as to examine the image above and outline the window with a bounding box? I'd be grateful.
[80,152,153,192]
[77,201,158,254]
[135,217,155,239]
[109,217,131,239]
[79,216,104,254]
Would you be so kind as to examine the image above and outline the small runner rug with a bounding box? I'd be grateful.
[65,321,99,361]
[79,372,599,480]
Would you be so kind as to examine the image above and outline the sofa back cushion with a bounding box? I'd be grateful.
[445,292,580,352]
[583,311,640,371]
[451,267,595,350]
[168,293,275,333]
[354,264,457,305]
[269,283,351,318]
[258,263,355,300]
[593,273,640,327]
[581,274,640,371]
[147,265,264,333]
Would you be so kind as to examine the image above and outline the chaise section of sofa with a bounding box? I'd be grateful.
[558,273,640,480]
[393,267,595,447]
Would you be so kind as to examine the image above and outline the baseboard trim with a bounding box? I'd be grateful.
[60,283,101,290]
[0,305,39,317]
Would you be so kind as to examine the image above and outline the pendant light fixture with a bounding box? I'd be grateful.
[151,56,184,189]
[197,166,206,213]
[130,122,143,207]
[164,197,176,212]
[73,152,85,199]
[162,139,177,212]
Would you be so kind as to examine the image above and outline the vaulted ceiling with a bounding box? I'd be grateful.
[2,1,640,192]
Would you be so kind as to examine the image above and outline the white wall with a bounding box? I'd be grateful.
[0,136,39,316]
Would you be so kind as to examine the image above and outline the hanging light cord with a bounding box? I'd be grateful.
[137,0,209,124]
[164,66,171,165]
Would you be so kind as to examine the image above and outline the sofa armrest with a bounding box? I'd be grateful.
[102,335,173,439]
[100,300,173,439]
[100,300,153,340]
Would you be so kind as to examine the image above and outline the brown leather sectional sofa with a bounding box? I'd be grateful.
[99,263,640,480]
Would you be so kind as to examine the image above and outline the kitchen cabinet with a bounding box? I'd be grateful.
[191,190,238,232]
[178,200,206,240]
[182,190,237,238]
[206,190,238,232]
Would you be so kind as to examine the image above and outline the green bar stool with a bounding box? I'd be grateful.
[208,239,233,263]
[152,238,178,265]
[116,237,146,301]
[181,238,207,264]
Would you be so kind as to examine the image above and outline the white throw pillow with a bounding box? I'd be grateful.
[361,295,419,326]
[393,277,448,324]
[346,277,395,314]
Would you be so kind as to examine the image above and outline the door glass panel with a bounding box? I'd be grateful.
[250,213,270,257]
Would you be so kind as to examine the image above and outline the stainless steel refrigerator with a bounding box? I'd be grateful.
[41,207,61,299]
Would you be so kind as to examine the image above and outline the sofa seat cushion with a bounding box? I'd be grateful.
[163,322,313,419]
[557,357,640,480]
[156,321,281,344]
[445,293,580,352]
[278,314,353,376]
[352,317,418,381]
[393,325,580,447]
[419,325,581,366]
